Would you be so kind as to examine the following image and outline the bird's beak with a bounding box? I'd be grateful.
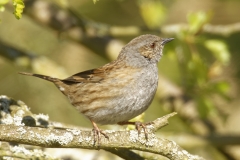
[162,38,174,45]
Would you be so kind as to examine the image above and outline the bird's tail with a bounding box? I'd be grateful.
[19,72,60,83]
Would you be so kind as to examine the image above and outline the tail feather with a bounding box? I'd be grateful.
[18,72,60,83]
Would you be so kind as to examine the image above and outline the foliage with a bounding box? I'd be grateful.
[13,0,24,19]
[93,0,99,4]
[170,11,231,118]
[0,0,24,19]
[138,0,166,29]
[0,0,8,12]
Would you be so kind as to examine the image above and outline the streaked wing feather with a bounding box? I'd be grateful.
[62,68,104,83]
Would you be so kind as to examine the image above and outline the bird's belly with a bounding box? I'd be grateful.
[82,78,158,124]
[96,93,156,124]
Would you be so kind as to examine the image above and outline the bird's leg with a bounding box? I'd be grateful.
[118,121,153,140]
[90,120,109,145]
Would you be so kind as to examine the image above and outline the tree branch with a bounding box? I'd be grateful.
[0,113,204,160]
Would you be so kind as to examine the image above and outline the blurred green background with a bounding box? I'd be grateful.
[0,0,240,159]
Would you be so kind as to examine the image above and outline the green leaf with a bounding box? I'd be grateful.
[0,5,5,12]
[13,0,25,19]
[187,11,211,34]
[0,0,8,12]
[0,0,9,5]
[93,0,99,4]
[215,81,229,94]
[204,40,230,65]
[139,0,166,29]
[211,81,230,100]
[197,97,215,118]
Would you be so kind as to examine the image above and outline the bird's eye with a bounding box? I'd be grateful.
[150,43,155,49]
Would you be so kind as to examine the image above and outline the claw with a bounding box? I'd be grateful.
[118,121,152,140]
[135,122,148,140]
[91,120,109,146]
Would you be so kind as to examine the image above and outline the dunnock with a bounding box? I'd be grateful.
[19,34,173,143]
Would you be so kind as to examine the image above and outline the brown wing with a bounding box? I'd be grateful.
[62,68,105,84]
[62,60,120,84]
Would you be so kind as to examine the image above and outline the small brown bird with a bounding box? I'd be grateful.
[19,34,173,143]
